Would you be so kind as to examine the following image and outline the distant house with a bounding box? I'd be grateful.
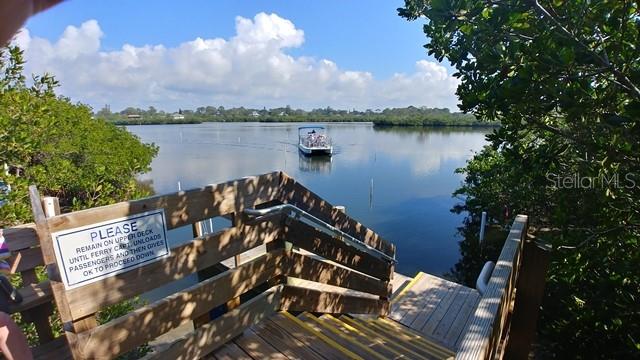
[278,112,287,116]
[374,109,383,114]
[250,111,260,118]
[172,113,185,120]
[127,114,142,119]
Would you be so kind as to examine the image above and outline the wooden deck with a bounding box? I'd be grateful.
[389,272,481,351]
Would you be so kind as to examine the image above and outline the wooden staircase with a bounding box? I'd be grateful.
[7,172,539,359]
[209,311,455,360]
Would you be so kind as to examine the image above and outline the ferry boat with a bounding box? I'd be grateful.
[298,126,333,156]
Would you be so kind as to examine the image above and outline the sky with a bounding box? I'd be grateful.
[16,0,460,112]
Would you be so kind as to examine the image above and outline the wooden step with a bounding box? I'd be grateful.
[338,315,435,360]
[252,316,326,360]
[298,312,384,360]
[270,312,353,360]
[233,328,288,359]
[372,318,455,359]
[279,312,363,360]
[211,343,252,360]
[317,314,407,360]
[212,310,455,360]
[379,317,453,349]
[345,316,452,360]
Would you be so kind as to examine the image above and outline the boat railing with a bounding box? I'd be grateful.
[300,134,331,148]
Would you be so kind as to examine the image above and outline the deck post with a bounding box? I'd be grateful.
[18,197,58,344]
[504,238,550,359]
[28,187,85,359]
[43,194,98,333]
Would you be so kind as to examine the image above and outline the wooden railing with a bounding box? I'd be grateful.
[5,171,395,359]
[456,215,549,360]
[3,222,63,358]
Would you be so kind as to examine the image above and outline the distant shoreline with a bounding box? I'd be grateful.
[371,122,499,128]
[113,119,500,127]
[101,106,500,127]
[111,119,202,125]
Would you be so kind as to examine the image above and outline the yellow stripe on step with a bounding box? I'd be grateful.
[281,311,363,360]
[368,320,453,359]
[377,318,455,356]
[339,316,430,359]
[303,313,388,360]
[392,271,425,303]
[323,315,406,358]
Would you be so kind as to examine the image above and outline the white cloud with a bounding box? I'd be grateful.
[16,13,460,111]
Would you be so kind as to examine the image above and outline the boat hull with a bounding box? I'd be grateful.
[298,144,332,156]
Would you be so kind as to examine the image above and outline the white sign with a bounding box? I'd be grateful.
[52,209,170,289]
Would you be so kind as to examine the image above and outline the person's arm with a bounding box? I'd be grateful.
[0,0,63,45]
[0,312,32,360]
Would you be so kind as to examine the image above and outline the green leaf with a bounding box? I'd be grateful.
[430,0,448,12]
[559,48,575,63]
[482,7,492,19]
[460,24,473,35]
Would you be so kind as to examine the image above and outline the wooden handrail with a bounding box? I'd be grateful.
[45,171,283,233]
[456,215,529,360]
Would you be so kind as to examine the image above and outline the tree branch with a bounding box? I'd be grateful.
[529,0,640,100]
[556,225,632,250]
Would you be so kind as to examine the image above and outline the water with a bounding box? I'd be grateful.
[127,122,489,278]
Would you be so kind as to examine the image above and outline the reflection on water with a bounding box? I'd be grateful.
[128,122,491,278]
[298,153,332,173]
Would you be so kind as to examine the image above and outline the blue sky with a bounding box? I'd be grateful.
[19,1,460,111]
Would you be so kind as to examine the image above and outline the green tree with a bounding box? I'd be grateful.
[399,0,640,357]
[1,46,157,354]
[0,45,157,225]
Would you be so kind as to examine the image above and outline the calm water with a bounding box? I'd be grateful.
[128,122,489,278]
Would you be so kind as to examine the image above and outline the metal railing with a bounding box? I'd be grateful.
[244,204,396,264]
